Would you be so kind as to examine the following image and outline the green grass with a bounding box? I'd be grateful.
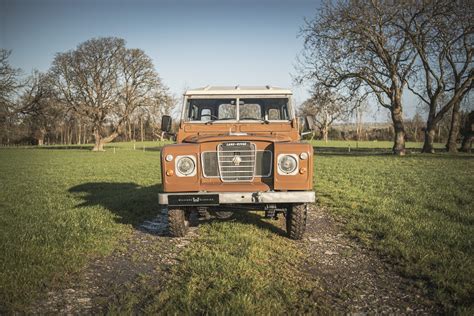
[108,217,321,315]
[0,148,163,312]
[1,143,473,313]
[314,153,474,311]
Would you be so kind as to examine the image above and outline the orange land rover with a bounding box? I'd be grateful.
[158,86,315,239]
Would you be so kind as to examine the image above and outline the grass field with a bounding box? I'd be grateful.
[315,152,473,311]
[0,140,472,312]
[0,147,162,312]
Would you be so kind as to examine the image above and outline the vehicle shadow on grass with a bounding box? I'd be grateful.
[69,182,163,228]
[202,211,287,237]
[68,182,286,236]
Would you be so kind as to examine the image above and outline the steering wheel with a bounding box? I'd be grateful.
[201,114,219,120]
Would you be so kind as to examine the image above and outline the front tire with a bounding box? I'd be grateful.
[168,208,188,237]
[286,204,307,240]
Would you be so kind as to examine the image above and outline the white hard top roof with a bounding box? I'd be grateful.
[185,85,292,96]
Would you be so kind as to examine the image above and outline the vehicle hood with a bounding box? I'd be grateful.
[182,133,292,143]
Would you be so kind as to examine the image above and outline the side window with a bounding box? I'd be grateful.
[268,108,280,120]
[191,105,198,120]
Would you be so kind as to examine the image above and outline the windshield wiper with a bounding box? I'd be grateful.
[205,117,235,125]
[239,117,270,124]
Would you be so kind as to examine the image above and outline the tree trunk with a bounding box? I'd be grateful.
[140,116,144,142]
[35,127,46,146]
[460,111,474,153]
[92,125,120,151]
[422,104,438,153]
[83,125,87,144]
[92,127,104,151]
[390,105,406,155]
[460,135,472,153]
[446,100,461,152]
[422,107,438,153]
[323,125,329,143]
[77,123,82,145]
[422,127,436,153]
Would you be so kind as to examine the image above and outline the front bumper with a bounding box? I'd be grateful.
[158,191,315,206]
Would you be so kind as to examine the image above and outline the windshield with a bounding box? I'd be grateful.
[185,98,291,122]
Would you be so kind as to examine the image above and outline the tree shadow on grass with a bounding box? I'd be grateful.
[68,182,286,236]
[69,182,163,227]
[314,146,474,159]
[314,146,400,156]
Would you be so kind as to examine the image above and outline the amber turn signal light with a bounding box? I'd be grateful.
[299,167,306,174]
[166,169,174,176]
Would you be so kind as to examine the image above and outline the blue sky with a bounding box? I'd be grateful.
[1,0,419,121]
[1,0,321,103]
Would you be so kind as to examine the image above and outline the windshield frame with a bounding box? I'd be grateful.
[181,94,294,123]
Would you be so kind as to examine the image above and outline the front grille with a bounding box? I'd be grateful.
[217,142,256,182]
[202,150,272,179]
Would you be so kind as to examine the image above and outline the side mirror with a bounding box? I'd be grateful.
[161,115,172,133]
[304,116,315,131]
[300,116,314,135]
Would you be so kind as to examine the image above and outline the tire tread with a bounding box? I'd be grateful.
[168,208,188,237]
[286,204,307,240]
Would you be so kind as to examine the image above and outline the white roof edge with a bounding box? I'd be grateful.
[184,85,292,96]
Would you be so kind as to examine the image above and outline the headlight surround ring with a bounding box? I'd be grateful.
[277,154,299,175]
[175,155,197,176]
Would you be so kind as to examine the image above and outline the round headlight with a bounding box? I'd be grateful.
[165,154,174,162]
[278,155,298,174]
[176,156,195,176]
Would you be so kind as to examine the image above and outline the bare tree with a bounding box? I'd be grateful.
[117,48,163,144]
[49,38,123,150]
[400,0,474,153]
[0,49,22,143]
[15,71,58,145]
[297,1,417,155]
[49,37,167,151]
[300,88,352,142]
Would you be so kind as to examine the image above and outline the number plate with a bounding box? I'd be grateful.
[168,194,219,206]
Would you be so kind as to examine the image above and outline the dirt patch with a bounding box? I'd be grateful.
[301,205,441,313]
[32,209,198,314]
